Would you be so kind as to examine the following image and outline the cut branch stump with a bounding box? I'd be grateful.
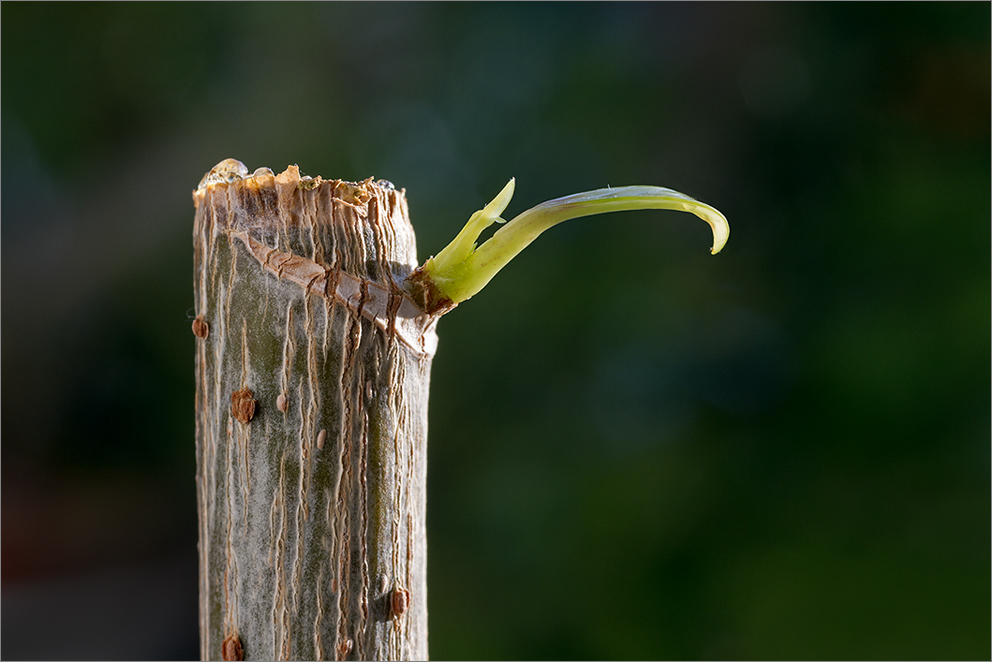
[193,160,436,661]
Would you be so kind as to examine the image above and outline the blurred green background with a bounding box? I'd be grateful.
[2,3,989,660]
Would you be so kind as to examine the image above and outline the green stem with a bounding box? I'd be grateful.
[415,179,729,308]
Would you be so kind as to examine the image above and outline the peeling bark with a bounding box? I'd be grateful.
[193,161,434,660]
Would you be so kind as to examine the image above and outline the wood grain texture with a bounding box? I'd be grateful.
[193,161,436,660]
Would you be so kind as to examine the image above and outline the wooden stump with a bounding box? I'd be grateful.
[193,160,437,660]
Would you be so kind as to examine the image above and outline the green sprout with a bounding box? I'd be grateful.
[409,179,729,313]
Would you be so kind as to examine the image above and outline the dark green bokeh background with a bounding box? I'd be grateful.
[2,3,989,660]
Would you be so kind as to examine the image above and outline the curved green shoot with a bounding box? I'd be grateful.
[417,179,729,308]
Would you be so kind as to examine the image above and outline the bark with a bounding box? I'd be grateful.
[193,160,437,661]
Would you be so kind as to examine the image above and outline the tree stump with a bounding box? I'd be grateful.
[193,160,436,660]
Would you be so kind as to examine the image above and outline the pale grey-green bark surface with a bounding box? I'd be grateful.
[193,160,436,660]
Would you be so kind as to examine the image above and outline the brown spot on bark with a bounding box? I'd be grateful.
[192,315,209,339]
[221,634,244,661]
[337,638,353,659]
[316,429,327,450]
[391,586,410,619]
[231,388,257,423]
[276,393,288,413]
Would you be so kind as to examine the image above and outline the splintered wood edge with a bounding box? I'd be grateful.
[192,160,400,209]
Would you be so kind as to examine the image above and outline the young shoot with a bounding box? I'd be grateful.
[410,179,729,313]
